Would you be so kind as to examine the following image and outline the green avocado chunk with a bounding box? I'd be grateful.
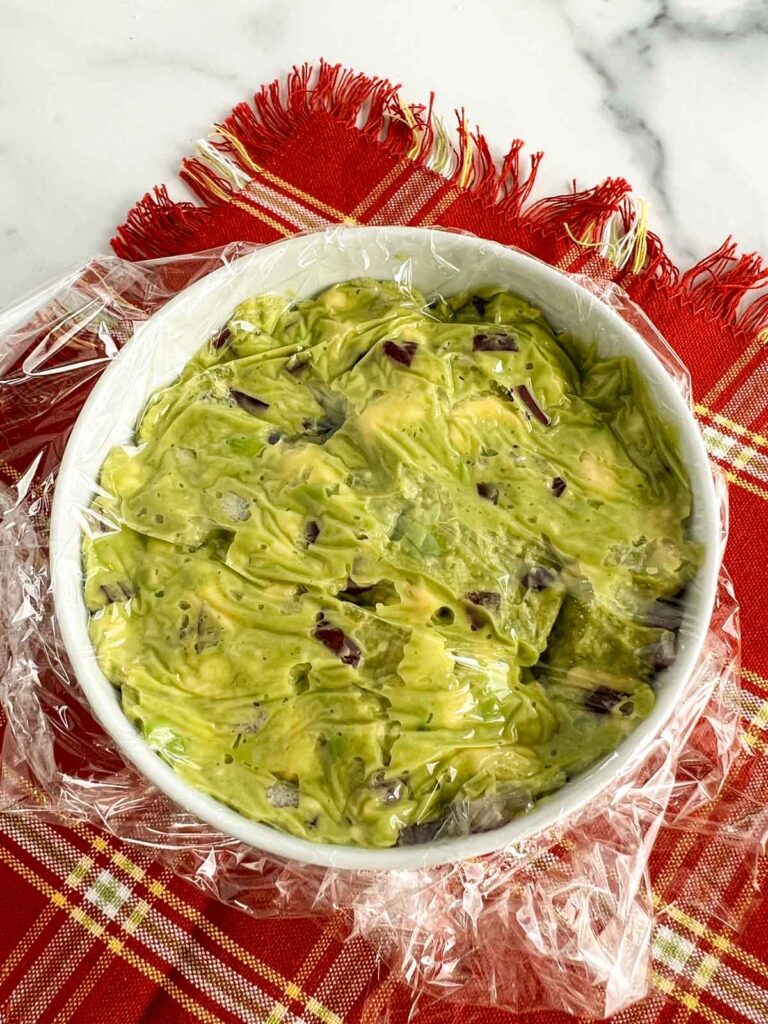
[83,279,700,847]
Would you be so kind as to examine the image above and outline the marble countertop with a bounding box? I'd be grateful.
[1,0,766,307]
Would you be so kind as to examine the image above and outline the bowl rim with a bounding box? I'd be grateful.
[50,225,721,871]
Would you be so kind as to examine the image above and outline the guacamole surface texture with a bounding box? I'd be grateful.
[84,279,698,848]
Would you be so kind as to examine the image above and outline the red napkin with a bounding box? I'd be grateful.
[2,61,767,1024]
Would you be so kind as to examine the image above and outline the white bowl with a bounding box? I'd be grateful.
[50,226,720,870]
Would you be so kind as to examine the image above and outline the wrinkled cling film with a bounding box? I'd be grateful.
[0,230,750,1018]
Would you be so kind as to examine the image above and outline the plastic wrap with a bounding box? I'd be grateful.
[0,228,747,1018]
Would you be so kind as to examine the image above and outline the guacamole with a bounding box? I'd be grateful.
[83,279,698,847]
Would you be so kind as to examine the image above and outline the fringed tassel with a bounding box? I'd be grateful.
[180,156,239,207]
[525,177,632,246]
[548,192,679,287]
[738,293,768,338]
[112,61,547,260]
[680,240,768,326]
[213,61,404,172]
[111,58,768,356]
[205,62,549,215]
[636,228,678,288]
[112,185,214,260]
[497,140,543,216]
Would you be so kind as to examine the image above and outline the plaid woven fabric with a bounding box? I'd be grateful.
[2,62,768,1023]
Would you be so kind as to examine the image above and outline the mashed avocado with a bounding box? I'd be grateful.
[83,279,699,847]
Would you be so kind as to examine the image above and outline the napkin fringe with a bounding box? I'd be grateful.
[112,185,216,259]
[679,239,768,327]
[113,61,768,340]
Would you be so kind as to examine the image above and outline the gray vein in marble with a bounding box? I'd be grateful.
[653,0,768,41]
[572,41,672,209]
[559,4,689,258]
[554,0,765,264]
